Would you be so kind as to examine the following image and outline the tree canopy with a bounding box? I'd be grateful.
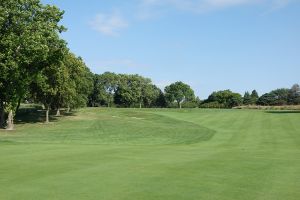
[0,0,66,129]
[164,82,195,108]
[257,88,290,106]
[201,90,242,108]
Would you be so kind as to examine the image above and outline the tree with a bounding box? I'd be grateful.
[31,52,93,122]
[257,88,289,106]
[0,0,66,129]
[288,84,300,105]
[164,82,195,108]
[88,74,103,107]
[243,92,252,105]
[202,90,242,108]
[114,74,153,108]
[143,85,161,108]
[52,60,75,116]
[152,89,167,108]
[30,62,65,123]
[228,93,243,108]
[250,90,259,104]
[90,72,120,107]
[64,55,93,110]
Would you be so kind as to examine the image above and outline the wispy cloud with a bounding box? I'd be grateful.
[138,0,292,18]
[270,0,292,10]
[89,10,128,36]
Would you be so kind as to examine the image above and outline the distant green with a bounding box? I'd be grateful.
[0,108,299,200]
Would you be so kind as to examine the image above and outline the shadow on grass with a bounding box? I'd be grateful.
[15,108,76,124]
[265,110,300,114]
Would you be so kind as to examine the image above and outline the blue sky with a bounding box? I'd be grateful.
[42,0,300,98]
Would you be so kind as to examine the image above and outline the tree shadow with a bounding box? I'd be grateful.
[15,109,55,124]
[63,111,77,117]
[15,108,76,124]
[265,110,300,114]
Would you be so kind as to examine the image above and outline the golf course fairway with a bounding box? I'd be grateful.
[0,108,299,200]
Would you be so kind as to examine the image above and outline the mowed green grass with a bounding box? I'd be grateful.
[0,108,300,200]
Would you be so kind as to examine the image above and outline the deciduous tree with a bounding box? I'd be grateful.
[0,0,66,129]
[164,82,195,109]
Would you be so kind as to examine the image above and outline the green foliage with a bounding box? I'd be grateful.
[89,72,120,107]
[164,81,195,108]
[202,90,242,108]
[114,74,153,107]
[65,55,93,109]
[243,91,252,105]
[200,101,225,108]
[30,52,93,111]
[257,88,290,106]
[152,89,167,108]
[0,0,66,127]
[287,84,300,105]
[250,90,259,104]
[88,72,167,108]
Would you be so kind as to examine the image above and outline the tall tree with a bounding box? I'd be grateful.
[164,82,195,108]
[152,89,167,108]
[114,74,153,108]
[91,72,120,107]
[287,84,300,105]
[63,55,93,110]
[250,90,259,104]
[142,84,160,108]
[243,91,252,105]
[0,0,66,129]
[30,61,65,123]
[31,52,93,122]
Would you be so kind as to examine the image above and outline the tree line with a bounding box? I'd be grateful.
[88,72,197,109]
[1,0,300,130]
[87,72,300,110]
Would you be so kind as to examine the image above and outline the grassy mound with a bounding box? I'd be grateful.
[1,108,215,145]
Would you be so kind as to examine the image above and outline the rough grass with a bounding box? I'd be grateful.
[0,108,300,200]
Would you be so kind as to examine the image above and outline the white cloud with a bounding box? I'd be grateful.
[90,11,128,36]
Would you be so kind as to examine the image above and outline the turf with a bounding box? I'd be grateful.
[0,108,299,200]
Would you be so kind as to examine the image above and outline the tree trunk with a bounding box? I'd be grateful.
[139,102,142,109]
[177,101,182,109]
[16,97,22,113]
[45,107,49,123]
[67,105,70,113]
[0,106,4,129]
[56,108,60,116]
[6,110,14,130]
